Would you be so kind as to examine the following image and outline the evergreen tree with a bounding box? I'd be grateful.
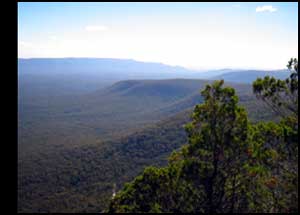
[249,58,298,212]
[108,80,251,213]
[182,80,249,213]
[108,59,298,213]
[253,58,298,117]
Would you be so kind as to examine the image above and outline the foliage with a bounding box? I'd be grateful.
[253,58,298,117]
[109,80,251,212]
[247,58,298,212]
[108,58,298,213]
[245,119,298,212]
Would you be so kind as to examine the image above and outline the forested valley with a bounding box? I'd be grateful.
[18,58,297,213]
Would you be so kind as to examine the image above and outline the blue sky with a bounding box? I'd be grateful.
[18,2,298,70]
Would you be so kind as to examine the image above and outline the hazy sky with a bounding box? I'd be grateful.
[18,2,298,70]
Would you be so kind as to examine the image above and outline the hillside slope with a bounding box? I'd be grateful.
[18,78,279,212]
[18,58,205,99]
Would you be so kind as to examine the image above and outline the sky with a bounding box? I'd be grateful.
[18,2,298,70]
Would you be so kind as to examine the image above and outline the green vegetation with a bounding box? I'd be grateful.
[18,110,191,212]
[108,58,298,213]
[18,80,276,212]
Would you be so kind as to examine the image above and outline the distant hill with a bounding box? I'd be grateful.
[101,79,211,99]
[18,78,271,158]
[211,69,290,83]
[18,58,207,98]
[18,58,201,77]
[194,69,238,78]
[19,79,213,155]
[18,58,289,99]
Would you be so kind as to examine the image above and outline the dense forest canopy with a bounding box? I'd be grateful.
[108,58,298,213]
[17,59,297,213]
[18,77,276,212]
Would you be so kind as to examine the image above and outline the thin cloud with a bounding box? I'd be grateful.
[85,25,108,32]
[256,5,277,13]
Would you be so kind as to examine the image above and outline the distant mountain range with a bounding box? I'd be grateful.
[18,58,290,98]
[210,69,290,83]
[18,58,203,98]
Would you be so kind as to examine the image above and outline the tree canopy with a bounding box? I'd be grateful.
[108,58,298,213]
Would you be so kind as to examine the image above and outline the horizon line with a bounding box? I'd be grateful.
[17,57,288,71]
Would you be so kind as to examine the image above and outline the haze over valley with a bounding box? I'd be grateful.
[18,2,298,213]
[18,58,289,212]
